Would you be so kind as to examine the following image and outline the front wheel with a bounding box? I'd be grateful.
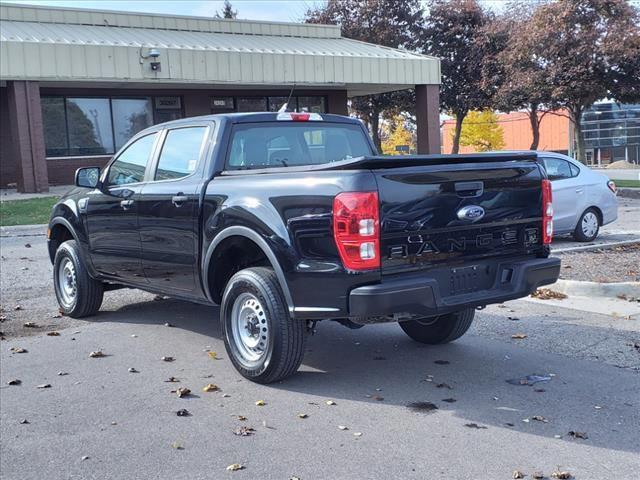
[221,267,307,384]
[573,208,600,242]
[53,240,104,318]
[399,308,475,344]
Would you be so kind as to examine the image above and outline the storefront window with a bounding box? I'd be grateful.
[267,96,291,112]
[297,96,325,113]
[112,98,153,150]
[41,97,68,157]
[66,98,114,156]
[237,97,267,112]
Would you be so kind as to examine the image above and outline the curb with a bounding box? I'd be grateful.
[617,188,640,200]
[0,224,47,237]
[552,279,640,299]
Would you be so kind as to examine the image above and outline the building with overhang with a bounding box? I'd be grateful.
[0,3,441,192]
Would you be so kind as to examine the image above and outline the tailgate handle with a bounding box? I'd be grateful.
[455,181,484,198]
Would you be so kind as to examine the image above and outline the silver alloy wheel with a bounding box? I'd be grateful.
[57,257,77,307]
[230,293,269,365]
[581,211,598,238]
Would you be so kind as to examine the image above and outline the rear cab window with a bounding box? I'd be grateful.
[226,122,372,170]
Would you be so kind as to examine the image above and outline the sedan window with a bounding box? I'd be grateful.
[542,158,573,181]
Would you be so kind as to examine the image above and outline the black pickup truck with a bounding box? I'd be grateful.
[48,112,559,383]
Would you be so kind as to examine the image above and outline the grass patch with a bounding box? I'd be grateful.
[0,196,59,226]
[614,179,640,188]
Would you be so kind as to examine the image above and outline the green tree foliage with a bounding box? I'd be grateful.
[305,0,423,151]
[421,0,493,154]
[458,110,505,152]
[216,0,237,19]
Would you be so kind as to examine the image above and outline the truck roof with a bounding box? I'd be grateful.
[152,112,362,129]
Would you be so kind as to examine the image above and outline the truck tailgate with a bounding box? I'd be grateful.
[375,159,545,276]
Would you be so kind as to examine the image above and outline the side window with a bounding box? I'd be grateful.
[569,163,580,177]
[107,133,158,186]
[543,158,573,181]
[155,127,208,181]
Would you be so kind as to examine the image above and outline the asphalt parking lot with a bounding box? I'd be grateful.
[1,200,639,480]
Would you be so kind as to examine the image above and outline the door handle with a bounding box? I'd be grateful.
[576,188,584,194]
[172,195,188,207]
[120,199,134,209]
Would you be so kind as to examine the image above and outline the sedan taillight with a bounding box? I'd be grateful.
[542,179,553,245]
[332,192,380,270]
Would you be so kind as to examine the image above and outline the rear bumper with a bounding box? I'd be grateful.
[349,257,560,318]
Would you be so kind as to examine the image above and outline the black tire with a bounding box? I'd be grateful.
[53,240,104,318]
[221,267,306,384]
[573,208,600,242]
[399,308,475,344]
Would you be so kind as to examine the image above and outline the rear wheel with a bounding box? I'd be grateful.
[53,240,104,318]
[573,208,600,242]
[221,267,307,384]
[399,308,475,344]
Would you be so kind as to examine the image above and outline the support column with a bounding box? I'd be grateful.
[326,90,348,116]
[7,81,48,192]
[416,84,441,154]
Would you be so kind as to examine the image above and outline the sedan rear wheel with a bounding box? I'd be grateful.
[574,208,600,242]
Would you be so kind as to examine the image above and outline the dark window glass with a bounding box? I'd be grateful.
[297,96,325,113]
[41,97,68,157]
[569,163,580,177]
[542,158,572,181]
[237,97,267,112]
[155,127,207,181]
[66,98,114,155]
[107,133,157,186]
[112,98,153,150]
[227,123,372,169]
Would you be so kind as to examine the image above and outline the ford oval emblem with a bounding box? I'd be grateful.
[457,205,485,221]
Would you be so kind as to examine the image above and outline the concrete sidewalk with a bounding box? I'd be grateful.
[0,185,70,202]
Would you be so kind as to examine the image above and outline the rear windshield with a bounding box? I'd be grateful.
[226,122,373,170]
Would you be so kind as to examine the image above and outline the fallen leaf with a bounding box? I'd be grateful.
[14,305,23,311]
[255,400,266,406]
[57,371,68,376]
[512,471,525,479]
[175,387,191,398]
[226,464,244,472]
[511,333,528,339]
[338,425,349,430]
[436,383,453,390]
[24,243,31,248]
[207,351,220,360]
[52,314,62,319]
[171,441,184,450]
[89,351,105,358]
[434,360,450,365]
[233,426,255,436]
[568,430,588,439]
[161,356,174,362]
[164,376,179,383]
[176,409,191,417]
[36,384,51,389]
[7,379,21,385]
[532,472,544,479]
[222,393,230,398]
[23,321,39,328]
[353,432,362,437]
[551,471,572,479]
[407,401,438,413]
[297,413,308,419]
[81,456,89,461]
[128,367,138,373]
[8,347,26,354]
[464,423,487,429]
[20,419,29,424]
[442,398,457,403]
[532,415,549,423]
[531,288,567,300]
[46,331,60,336]
[234,415,247,421]
[325,400,336,406]
[202,383,219,392]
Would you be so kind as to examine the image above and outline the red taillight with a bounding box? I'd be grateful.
[542,179,553,245]
[607,180,617,194]
[333,192,380,270]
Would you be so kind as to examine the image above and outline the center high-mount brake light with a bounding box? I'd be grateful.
[541,179,553,245]
[276,112,323,122]
[333,192,380,270]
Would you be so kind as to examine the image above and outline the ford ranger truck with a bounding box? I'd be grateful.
[48,112,560,383]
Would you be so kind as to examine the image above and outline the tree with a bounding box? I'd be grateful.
[216,0,237,19]
[458,110,505,152]
[516,0,640,162]
[305,0,423,151]
[421,0,493,153]
[381,116,415,155]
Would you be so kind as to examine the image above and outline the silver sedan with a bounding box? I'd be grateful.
[540,152,618,242]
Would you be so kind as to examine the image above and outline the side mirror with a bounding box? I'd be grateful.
[75,167,101,188]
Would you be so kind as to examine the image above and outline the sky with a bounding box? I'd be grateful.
[6,0,517,23]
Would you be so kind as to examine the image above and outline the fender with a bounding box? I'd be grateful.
[202,225,295,317]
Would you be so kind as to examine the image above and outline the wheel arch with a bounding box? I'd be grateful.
[203,226,295,317]
[48,217,79,264]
